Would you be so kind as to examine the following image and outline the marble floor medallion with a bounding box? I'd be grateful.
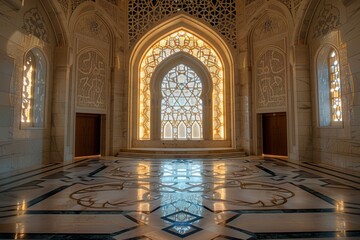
[0,156,359,239]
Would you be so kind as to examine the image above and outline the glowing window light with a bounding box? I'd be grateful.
[161,64,203,140]
[329,50,342,122]
[21,49,46,127]
[21,52,35,123]
[138,30,224,140]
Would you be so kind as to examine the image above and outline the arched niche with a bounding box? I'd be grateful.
[150,52,213,141]
[129,14,234,149]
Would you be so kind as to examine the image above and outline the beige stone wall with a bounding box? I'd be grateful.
[307,0,360,170]
[50,0,126,162]
[0,0,55,173]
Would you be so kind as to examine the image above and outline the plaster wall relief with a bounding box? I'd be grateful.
[253,14,288,111]
[312,3,341,38]
[76,50,106,110]
[74,14,111,112]
[22,7,49,43]
[252,14,287,42]
[255,49,286,110]
[75,15,111,44]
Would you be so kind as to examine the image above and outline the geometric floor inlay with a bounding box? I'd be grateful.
[0,156,359,239]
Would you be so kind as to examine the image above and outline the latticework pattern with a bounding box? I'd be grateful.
[161,64,203,140]
[329,50,342,122]
[21,50,46,127]
[128,0,236,49]
[138,30,224,140]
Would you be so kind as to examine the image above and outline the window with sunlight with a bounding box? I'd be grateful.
[161,64,203,140]
[21,48,46,128]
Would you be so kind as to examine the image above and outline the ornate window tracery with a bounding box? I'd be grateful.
[317,47,342,127]
[21,49,46,128]
[329,50,342,122]
[161,64,203,140]
[138,30,224,140]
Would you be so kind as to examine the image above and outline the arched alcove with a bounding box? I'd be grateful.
[150,52,213,141]
[248,7,293,157]
[129,14,234,149]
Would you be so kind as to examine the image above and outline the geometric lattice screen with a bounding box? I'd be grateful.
[21,49,46,127]
[328,50,342,122]
[128,0,236,49]
[161,64,203,140]
[138,30,224,140]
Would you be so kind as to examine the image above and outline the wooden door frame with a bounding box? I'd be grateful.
[255,111,289,156]
[74,112,107,157]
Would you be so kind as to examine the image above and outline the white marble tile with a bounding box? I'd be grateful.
[0,157,359,239]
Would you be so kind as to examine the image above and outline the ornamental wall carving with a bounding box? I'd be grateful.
[76,50,106,110]
[312,3,340,38]
[256,50,286,109]
[22,7,49,42]
[252,14,287,42]
[75,15,110,43]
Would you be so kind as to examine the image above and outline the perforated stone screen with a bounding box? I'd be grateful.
[128,0,236,49]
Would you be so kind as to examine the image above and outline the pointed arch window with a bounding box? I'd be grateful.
[161,64,203,140]
[329,50,342,122]
[138,30,224,140]
[21,48,46,128]
[317,47,342,127]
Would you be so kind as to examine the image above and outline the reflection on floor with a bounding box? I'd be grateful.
[0,156,360,239]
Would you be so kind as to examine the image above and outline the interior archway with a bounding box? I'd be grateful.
[129,15,234,149]
[151,52,212,141]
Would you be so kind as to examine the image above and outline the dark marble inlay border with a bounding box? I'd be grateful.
[305,162,360,179]
[0,158,91,188]
[0,233,115,240]
[256,165,276,176]
[0,163,59,181]
[255,230,360,239]
[274,159,360,185]
[25,210,147,215]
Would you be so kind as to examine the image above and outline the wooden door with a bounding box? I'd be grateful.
[75,113,101,157]
[262,112,287,156]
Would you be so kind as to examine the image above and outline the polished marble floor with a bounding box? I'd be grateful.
[0,156,359,239]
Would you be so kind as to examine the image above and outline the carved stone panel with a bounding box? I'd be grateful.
[75,15,110,43]
[252,14,287,42]
[77,50,106,110]
[22,8,49,42]
[256,50,286,109]
[313,3,340,39]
